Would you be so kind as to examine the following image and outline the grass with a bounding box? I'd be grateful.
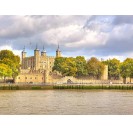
[32,86,41,90]
[53,85,133,90]
[0,84,133,90]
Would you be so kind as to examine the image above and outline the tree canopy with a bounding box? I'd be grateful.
[53,56,88,77]
[120,58,133,83]
[0,50,20,81]
[75,56,88,76]
[87,57,105,79]
[0,63,12,80]
[103,58,120,80]
[53,57,104,79]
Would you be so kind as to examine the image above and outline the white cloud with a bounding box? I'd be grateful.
[42,23,109,49]
[0,45,21,56]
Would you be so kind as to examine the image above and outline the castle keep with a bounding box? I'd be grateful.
[21,45,61,71]
[15,45,109,84]
[15,45,61,83]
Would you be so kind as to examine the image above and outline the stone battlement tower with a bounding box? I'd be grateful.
[34,45,40,71]
[21,44,62,72]
[56,44,61,57]
[21,46,27,69]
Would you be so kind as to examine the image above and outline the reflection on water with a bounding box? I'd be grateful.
[0,90,133,115]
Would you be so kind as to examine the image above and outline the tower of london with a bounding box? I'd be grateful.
[15,45,62,83]
[15,45,108,84]
[21,45,61,72]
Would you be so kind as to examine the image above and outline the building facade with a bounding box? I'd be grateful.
[21,45,61,72]
[15,45,61,83]
[15,45,109,84]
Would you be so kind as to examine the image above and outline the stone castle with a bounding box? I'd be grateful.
[15,45,110,84]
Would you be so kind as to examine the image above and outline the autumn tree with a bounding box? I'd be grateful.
[53,57,77,76]
[53,56,88,77]
[52,57,66,74]
[62,57,77,76]
[0,50,20,82]
[103,58,120,80]
[120,58,133,83]
[75,56,88,77]
[0,63,12,82]
[87,57,104,79]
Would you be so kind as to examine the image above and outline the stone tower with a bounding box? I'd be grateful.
[56,44,61,57]
[102,65,108,80]
[41,46,47,57]
[21,46,26,69]
[34,44,40,71]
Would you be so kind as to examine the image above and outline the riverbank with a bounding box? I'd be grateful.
[0,84,133,90]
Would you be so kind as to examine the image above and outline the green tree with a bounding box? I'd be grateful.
[53,57,77,76]
[120,58,133,83]
[0,50,15,60]
[103,58,120,80]
[53,57,88,77]
[87,57,104,79]
[62,57,77,76]
[52,57,66,73]
[0,50,20,81]
[0,63,12,82]
[75,56,88,77]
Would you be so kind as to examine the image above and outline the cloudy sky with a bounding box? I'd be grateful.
[0,15,133,61]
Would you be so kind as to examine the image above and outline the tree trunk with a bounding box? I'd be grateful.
[130,77,132,83]
[123,77,126,84]
[4,77,6,83]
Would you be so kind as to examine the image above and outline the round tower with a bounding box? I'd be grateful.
[56,44,61,57]
[102,65,108,80]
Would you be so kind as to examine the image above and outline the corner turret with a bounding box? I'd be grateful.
[21,46,27,69]
[56,43,61,57]
[34,44,40,70]
[41,45,47,57]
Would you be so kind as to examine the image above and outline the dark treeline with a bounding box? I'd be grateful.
[53,57,133,82]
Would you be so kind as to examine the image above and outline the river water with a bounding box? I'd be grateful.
[0,90,133,115]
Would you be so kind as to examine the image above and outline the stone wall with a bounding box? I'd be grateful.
[15,73,45,83]
[45,72,123,84]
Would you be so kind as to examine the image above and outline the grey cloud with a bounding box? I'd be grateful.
[113,15,133,25]
[0,15,89,39]
[83,15,114,31]
[95,38,133,56]
[89,25,133,57]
